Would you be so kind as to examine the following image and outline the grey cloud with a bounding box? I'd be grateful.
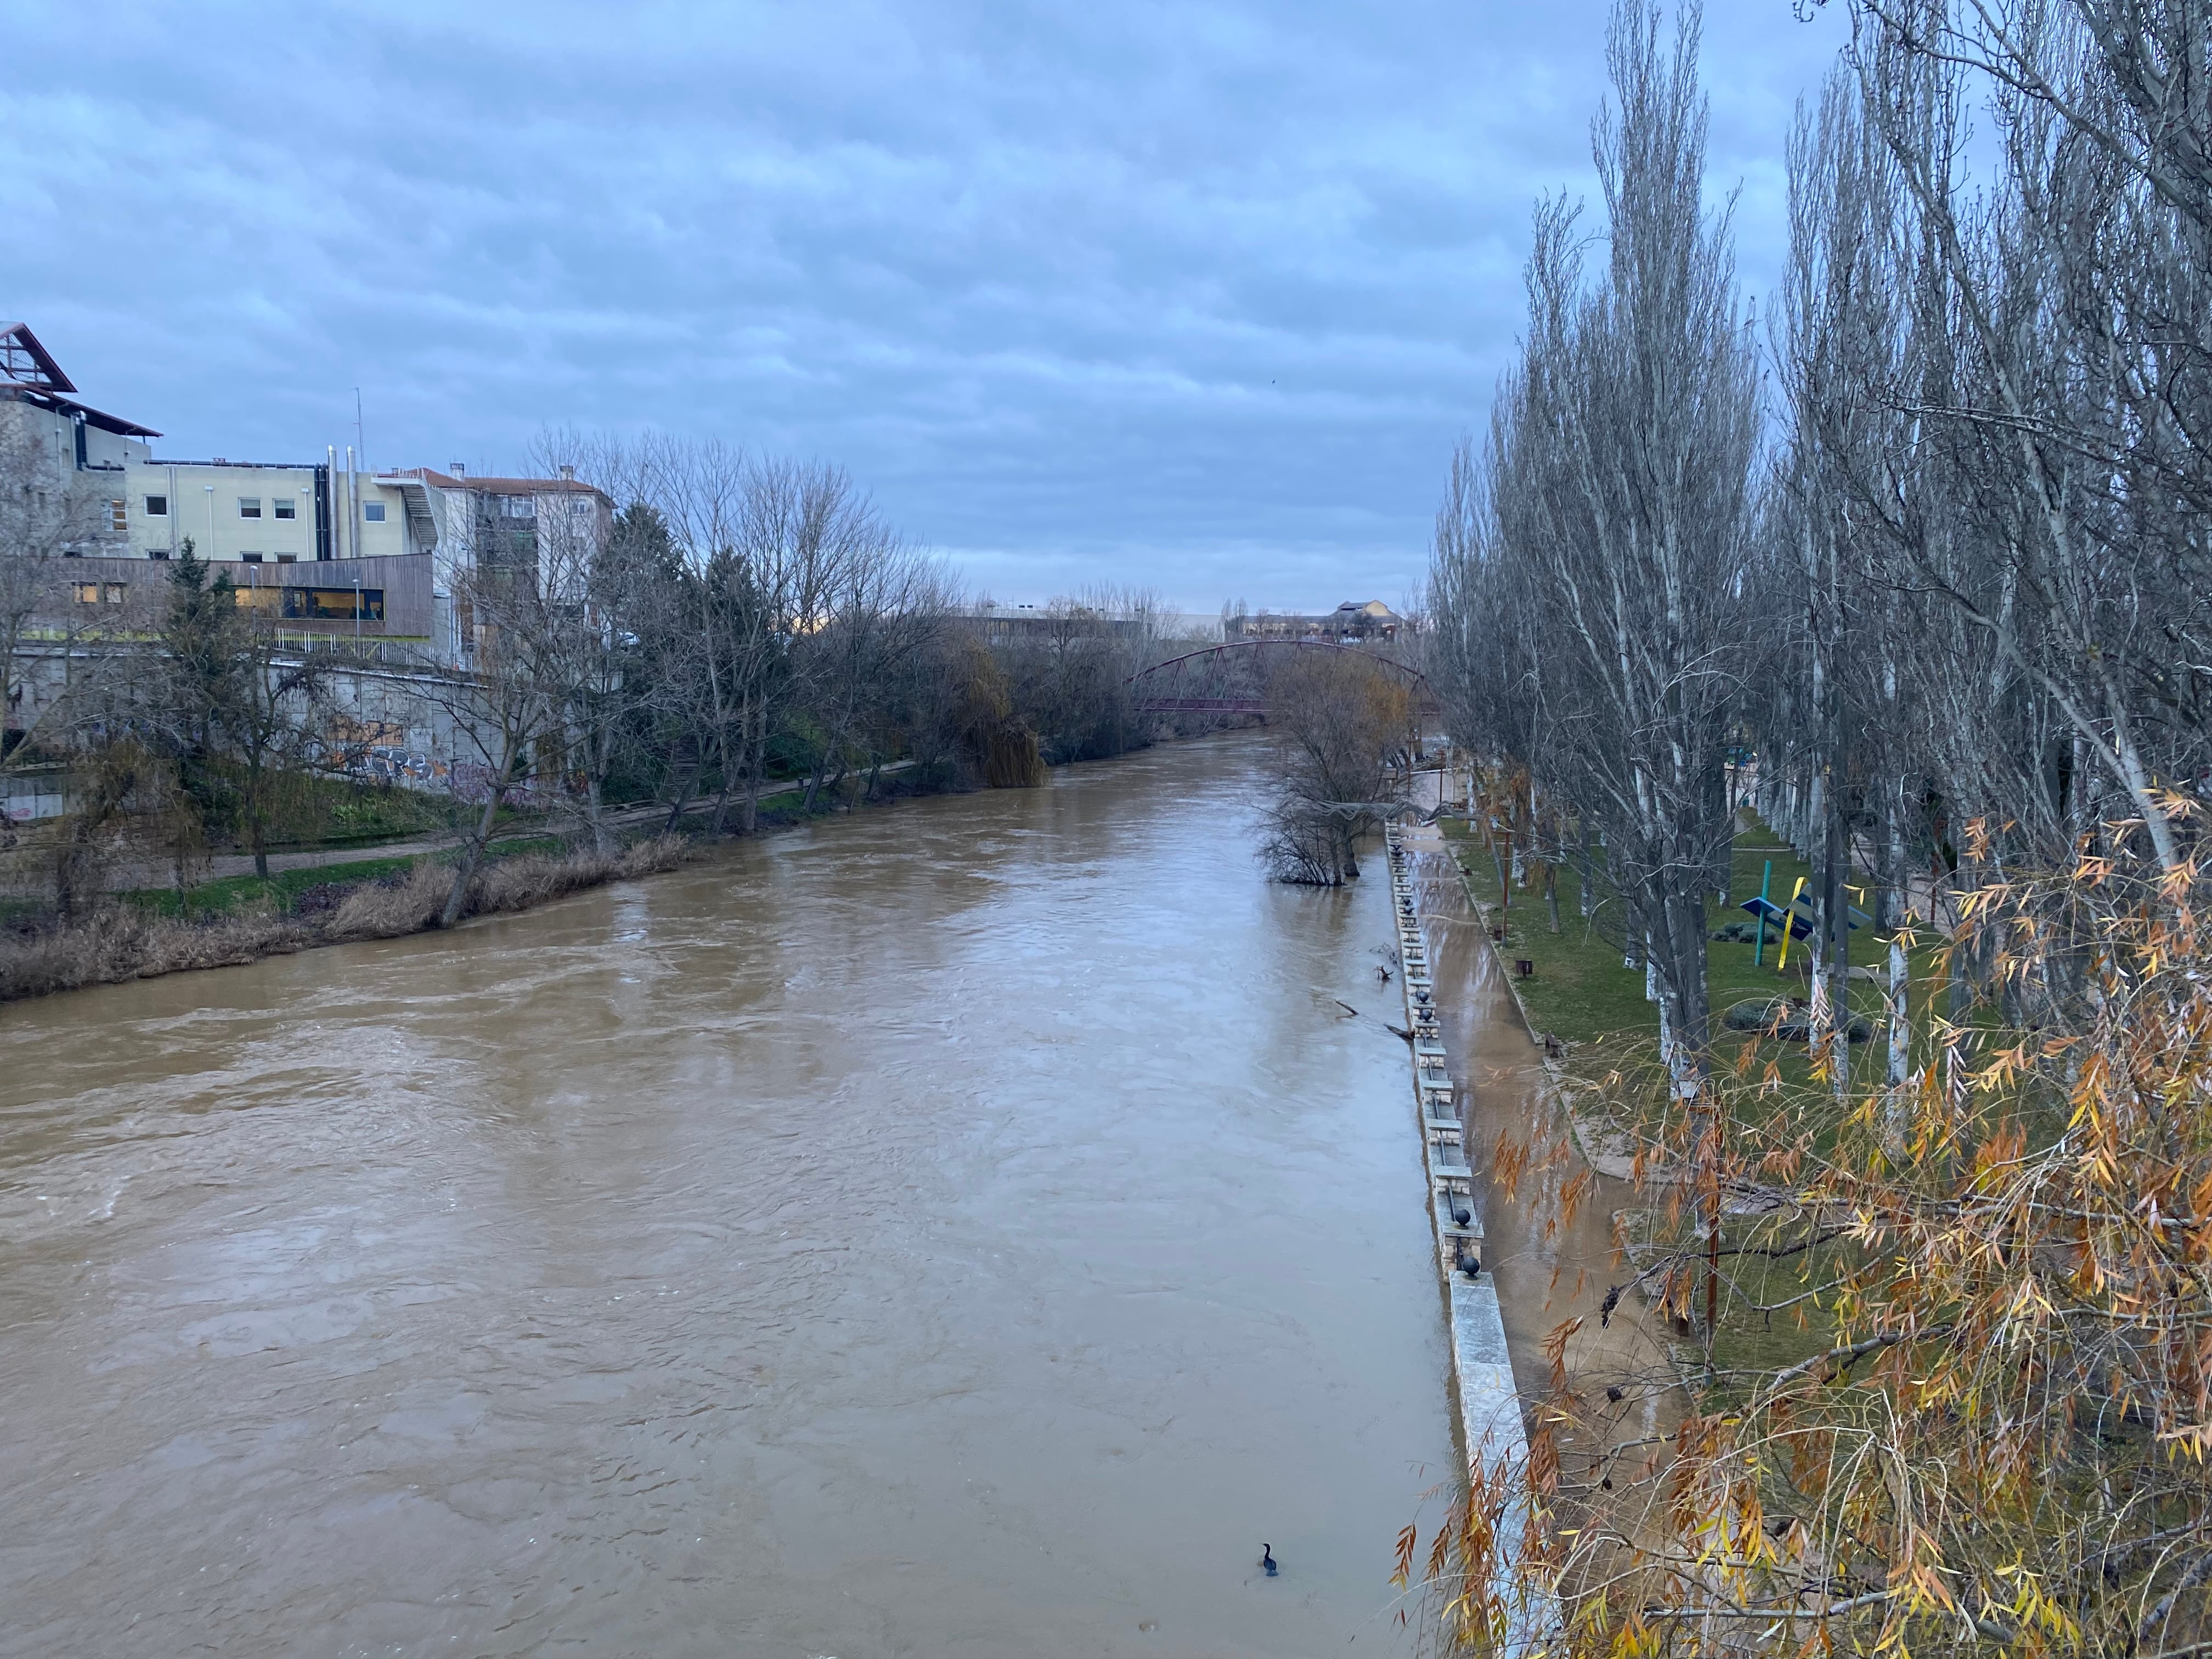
[3,0,1849,608]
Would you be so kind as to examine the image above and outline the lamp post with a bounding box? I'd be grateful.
[352,574,363,719]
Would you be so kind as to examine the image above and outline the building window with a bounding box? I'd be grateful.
[276,552,297,563]
[72,583,100,603]
[104,583,126,604]
[110,499,127,531]
[274,499,297,520]
[280,586,383,622]
[363,501,386,522]
[148,548,171,561]
[145,494,168,517]
[241,552,264,563]
[239,498,262,518]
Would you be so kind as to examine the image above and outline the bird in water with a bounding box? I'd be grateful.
[1260,1543,1279,1577]
[1378,964,1393,984]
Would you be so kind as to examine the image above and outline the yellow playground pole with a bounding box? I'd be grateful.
[1775,876,1809,973]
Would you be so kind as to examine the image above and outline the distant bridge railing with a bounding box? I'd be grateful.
[1127,638,1435,715]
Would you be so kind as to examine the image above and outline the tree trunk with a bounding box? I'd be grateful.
[708,727,739,834]
[246,754,269,880]
[441,787,504,929]
[661,764,697,836]
[742,713,768,835]
[585,776,610,854]
[1821,769,1850,1097]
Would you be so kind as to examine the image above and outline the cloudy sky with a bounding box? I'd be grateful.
[5,0,1848,611]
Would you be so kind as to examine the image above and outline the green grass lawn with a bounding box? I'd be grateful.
[1440,814,1953,1378]
[123,834,568,921]
[1443,812,1946,1068]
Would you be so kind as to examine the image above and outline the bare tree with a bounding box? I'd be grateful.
[1255,648,1415,885]
[424,499,607,928]
[1447,0,1759,1114]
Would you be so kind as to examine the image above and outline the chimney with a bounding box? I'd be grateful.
[450,461,467,478]
[558,464,574,481]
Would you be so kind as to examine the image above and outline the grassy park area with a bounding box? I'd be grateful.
[1441,811,1946,1073]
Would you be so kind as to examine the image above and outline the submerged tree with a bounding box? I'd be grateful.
[1255,648,1414,886]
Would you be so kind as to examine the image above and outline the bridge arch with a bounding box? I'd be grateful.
[1126,638,1434,715]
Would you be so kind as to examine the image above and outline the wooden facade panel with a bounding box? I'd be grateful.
[16,552,433,639]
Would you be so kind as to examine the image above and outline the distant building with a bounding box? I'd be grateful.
[383,465,612,595]
[1226,600,1401,643]
[126,457,432,566]
[963,602,1151,646]
[0,321,162,560]
[3,328,613,805]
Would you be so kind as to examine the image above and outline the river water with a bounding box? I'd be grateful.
[0,737,1460,1658]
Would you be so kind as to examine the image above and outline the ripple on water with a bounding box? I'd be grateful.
[0,738,1455,1658]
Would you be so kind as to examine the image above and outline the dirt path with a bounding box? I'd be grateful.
[1400,820,1682,1542]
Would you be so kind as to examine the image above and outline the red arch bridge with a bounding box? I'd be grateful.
[1126,638,1437,715]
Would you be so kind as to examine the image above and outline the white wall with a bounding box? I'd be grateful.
[123,461,425,563]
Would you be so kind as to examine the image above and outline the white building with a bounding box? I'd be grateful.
[383,465,612,592]
[126,455,436,566]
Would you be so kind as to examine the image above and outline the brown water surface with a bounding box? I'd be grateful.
[0,738,1456,1658]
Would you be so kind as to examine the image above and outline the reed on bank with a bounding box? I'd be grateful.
[0,833,690,1004]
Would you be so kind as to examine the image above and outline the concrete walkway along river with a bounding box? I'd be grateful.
[1,735,1468,1657]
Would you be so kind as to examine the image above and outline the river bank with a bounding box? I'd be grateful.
[1393,816,1683,1620]
[0,834,694,1005]
[0,760,968,1006]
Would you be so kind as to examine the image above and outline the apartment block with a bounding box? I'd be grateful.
[384,465,612,591]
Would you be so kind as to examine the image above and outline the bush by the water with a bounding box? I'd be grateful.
[0,907,318,1003]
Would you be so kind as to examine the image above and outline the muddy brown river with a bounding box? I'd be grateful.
[0,738,1483,1658]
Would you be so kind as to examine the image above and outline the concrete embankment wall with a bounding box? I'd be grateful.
[1384,821,1552,1650]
